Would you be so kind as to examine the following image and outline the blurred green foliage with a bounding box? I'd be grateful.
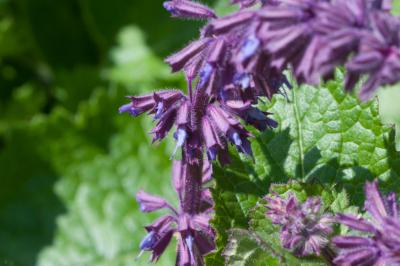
[0,0,201,265]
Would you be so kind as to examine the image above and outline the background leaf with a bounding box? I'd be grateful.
[206,73,400,264]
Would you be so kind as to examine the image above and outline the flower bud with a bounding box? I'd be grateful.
[163,0,216,20]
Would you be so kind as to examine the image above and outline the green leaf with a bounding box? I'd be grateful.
[207,72,400,264]
[206,151,266,266]
[223,229,280,266]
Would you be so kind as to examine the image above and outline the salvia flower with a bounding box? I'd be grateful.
[333,179,400,266]
[120,86,277,164]
[345,12,400,101]
[163,0,216,20]
[265,193,334,256]
[164,2,292,102]
[161,0,399,102]
[137,160,215,265]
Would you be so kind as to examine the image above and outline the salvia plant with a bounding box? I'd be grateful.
[119,0,400,265]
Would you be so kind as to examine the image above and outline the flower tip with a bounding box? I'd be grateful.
[163,1,172,11]
[185,235,195,261]
[118,103,132,114]
[139,231,157,251]
[163,0,216,20]
[268,118,278,129]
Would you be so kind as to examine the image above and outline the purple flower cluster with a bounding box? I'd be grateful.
[119,87,277,164]
[136,160,215,265]
[162,0,398,101]
[265,193,334,256]
[119,0,400,264]
[333,180,400,265]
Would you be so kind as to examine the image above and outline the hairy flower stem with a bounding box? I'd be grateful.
[182,149,203,215]
[187,78,193,102]
[321,246,336,266]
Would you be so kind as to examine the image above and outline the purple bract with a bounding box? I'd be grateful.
[119,87,276,164]
[333,180,400,266]
[265,193,334,256]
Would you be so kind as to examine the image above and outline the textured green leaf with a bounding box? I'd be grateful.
[223,229,280,266]
[207,73,400,264]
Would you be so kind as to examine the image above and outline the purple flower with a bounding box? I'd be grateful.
[158,0,400,106]
[137,160,215,265]
[305,0,370,83]
[119,90,185,117]
[345,12,400,101]
[333,179,400,266]
[230,0,260,8]
[163,0,217,20]
[136,190,170,213]
[120,86,276,163]
[164,7,291,101]
[265,193,334,256]
[258,0,327,79]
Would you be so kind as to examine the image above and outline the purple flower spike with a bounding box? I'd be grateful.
[265,193,334,257]
[137,160,215,265]
[121,85,262,163]
[163,0,217,20]
[334,179,400,266]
